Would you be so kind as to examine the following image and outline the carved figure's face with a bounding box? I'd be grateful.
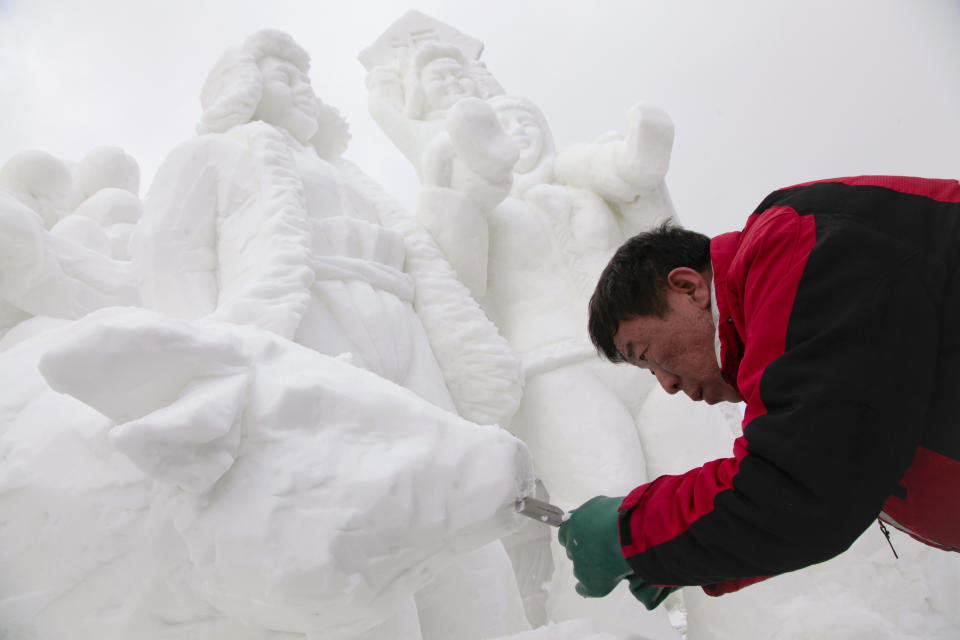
[419,57,477,114]
[253,56,319,142]
[494,106,545,173]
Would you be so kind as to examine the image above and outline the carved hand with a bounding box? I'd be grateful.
[620,102,675,188]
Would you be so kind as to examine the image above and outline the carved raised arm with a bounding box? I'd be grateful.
[416,98,517,299]
[553,102,675,204]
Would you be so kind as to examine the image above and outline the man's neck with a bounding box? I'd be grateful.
[708,270,722,368]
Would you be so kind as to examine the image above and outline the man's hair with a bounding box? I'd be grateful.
[588,221,711,362]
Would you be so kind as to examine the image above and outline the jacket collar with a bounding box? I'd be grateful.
[710,232,743,392]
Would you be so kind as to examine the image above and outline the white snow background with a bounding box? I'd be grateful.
[1,0,957,237]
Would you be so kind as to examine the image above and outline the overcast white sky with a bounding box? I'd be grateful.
[1,0,958,236]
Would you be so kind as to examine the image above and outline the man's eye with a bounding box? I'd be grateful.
[638,350,647,362]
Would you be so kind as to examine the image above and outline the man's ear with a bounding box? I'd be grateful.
[666,267,711,309]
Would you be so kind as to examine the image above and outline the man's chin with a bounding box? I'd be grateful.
[703,386,739,405]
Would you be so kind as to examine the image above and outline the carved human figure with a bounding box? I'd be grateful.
[367,42,503,179]
[414,92,677,476]
[363,25,691,627]
[366,38,675,419]
[414,93,683,636]
[131,29,528,639]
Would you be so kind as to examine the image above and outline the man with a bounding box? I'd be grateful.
[559,175,960,608]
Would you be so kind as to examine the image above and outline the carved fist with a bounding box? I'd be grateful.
[421,98,518,208]
[621,102,675,187]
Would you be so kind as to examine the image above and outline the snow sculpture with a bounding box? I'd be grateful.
[67,146,144,259]
[129,29,530,638]
[0,307,534,639]
[0,150,139,348]
[495,620,625,640]
[364,13,689,638]
[363,11,505,179]
[132,28,520,428]
[369,12,960,640]
[0,150,73,228]
[73,144,141,200]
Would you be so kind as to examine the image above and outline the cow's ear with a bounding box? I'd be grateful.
[39,308,251,492]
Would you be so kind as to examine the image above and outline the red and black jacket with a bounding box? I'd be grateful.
[618,176,960,596]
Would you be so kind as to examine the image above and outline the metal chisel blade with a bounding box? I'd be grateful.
[515,496,566,527]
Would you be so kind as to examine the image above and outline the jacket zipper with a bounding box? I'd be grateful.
[877,518,899,559]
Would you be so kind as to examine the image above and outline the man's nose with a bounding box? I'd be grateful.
[652,369,681,394]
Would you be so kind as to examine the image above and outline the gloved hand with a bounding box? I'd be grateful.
[557,496,631,597]
[626,575,678,610]
[558,495,677,610]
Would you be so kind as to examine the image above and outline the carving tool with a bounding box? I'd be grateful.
[515,496,566,527]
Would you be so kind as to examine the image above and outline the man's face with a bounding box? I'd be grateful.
[613,270,741,405]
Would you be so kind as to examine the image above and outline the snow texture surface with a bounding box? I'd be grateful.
[0,14,957,640]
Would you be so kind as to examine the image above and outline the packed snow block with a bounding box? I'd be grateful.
[0,307,534,639]
[492,618,625,640]
[0,149,74,228]
[0,191,139,323]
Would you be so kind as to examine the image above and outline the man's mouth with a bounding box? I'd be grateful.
[703,388,723,405]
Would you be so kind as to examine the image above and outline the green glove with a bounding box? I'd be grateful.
[627,575,679,610]
[558,495,677,610]
[557,496,632,598]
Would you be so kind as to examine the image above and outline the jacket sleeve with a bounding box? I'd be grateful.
[618,206,941,594]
